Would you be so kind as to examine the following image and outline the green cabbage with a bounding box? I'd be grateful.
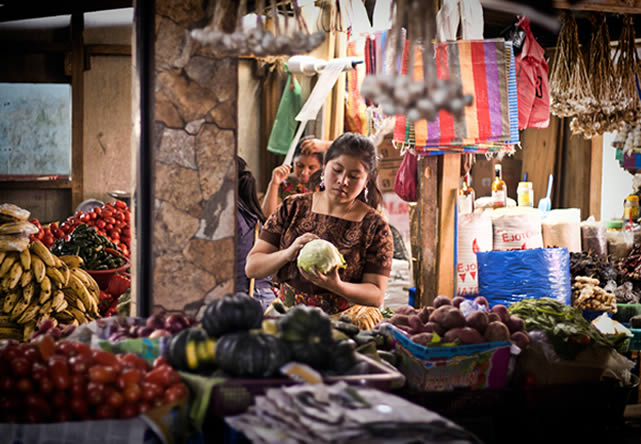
[297,239,346,274]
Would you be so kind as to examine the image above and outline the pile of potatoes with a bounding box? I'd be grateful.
[388,295,530,351]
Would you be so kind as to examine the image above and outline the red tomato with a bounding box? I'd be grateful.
[105,223,114,231]
[141,382,162,401]
[165,382,188,403]
[102,209,113,218]
[95,404,115,420]
[31,362,48,381]
[90,212,97,220]
[91,349,121,370]
[97,220,106,229]
[55,340,77,357]
[104,216,116,225]
[152,356,168,368]
[0,395,20,410]
[88,365,118,384]
[111,231,120,240]
[36,230,45,240]
[55,409,72,423]
[48,355,70,390]
[70,397,89,419]
[120,403,138,419]
[24,409,45,424]
[107,391,124,408]
[115,200,127,209]
[16,378,33,393]
[123,383,142,403]
[26,393,51,416]
[39,376,54,394]
[52,391,68,408]
[69,355,89,374]
[138,401,151,414]
[119,367,143,386]
[50,222,58,230]
[75,210,84,218]
[10,357,30,377]
[94,207,102,216]
[43,235,54,246]
[73,342,93,361]
[34,334,56,361]
[0,376,15,393]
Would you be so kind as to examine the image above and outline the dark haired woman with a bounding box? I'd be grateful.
[237,157,275,309]
[246,133,393,327]
[261,138,325,219]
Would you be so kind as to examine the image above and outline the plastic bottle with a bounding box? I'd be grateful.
[624,194,639,221]
[517,181,534,207]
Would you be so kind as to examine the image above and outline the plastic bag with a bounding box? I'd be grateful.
[456,212,492,297]
[514,17,550,129]
[492,207,543,250]
[607,230,634,261]
[393,150,417,202]
[541,208,581,252]
[581,217,608,256]
[477,247,572,306]
[266,72,303,155]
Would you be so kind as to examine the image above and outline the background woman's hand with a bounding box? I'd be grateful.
[300,138,329,154]
[271,164,291,185]
[299,265,341,292]
[284,232,318,262]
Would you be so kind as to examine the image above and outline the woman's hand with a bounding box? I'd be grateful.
[299,265,342,293]
[284,232,318,262]
[271,165,292,186]
[301,138,331,154]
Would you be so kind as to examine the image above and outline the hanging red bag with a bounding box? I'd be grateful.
[393,150,417,202]
[514,16,550,129]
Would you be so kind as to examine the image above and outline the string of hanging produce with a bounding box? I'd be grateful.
[359,0,473,122]
[190,0,325,56]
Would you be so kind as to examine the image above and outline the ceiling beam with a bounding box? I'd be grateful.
[555,0,641,13]
[0,0,132,23]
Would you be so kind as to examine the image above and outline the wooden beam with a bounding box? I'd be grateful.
[417,156,439,307]
[70,13,84,212]
[0,0,132,23]
[329,31,347,140]
[437,153,460,299]
[589,134,603,220]
[555,0,641,13]
[86,44,132,57]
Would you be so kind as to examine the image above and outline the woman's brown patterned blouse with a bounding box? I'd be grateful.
[260,193,394,314]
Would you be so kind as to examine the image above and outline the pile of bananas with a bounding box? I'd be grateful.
[0,240,101,341]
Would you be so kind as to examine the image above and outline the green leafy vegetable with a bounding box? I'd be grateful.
[297,239,346,274]
[508,297,629,359]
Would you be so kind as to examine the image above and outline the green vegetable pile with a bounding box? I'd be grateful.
[51,224,126,270]
[508,298,629,360]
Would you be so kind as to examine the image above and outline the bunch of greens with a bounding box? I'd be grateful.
[508,297,629,360]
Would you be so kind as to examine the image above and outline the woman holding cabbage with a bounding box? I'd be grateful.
[245,132,393,327]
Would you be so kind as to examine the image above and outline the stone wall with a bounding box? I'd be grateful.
[153,0,236,315]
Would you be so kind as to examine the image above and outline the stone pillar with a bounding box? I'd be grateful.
[152,0,236,315]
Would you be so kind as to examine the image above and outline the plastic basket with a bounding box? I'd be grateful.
[207,352,405,418]
[381,324,512,392]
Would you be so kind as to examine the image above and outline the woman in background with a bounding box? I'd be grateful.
[246,133,393,328]
[237,157,275,309]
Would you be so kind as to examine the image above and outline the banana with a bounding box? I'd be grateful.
[40,299,53,316]
[31,256,46,283]
[52,289,65,312]
[59,255,84,269]
[70,268,100,301]
[0,326,24,341]
[69,307,87,324]
[57,262,70,287]
[17,304,40,324]
[19,248,31,271]
[29,241,56,267]
[20,269,33,288]
[67,275,93,315]
[0,252,6,265]
[55,299,69,313]
[0,253,17,278]
[53,310,74,324]
[46,266,66,287]
[62,288,86,312]
[0,315,15,327]
[22,281,35,305]
[52,254,62,268]
[7,262,23,290]
[2,290,18,313]
[10,295,30,321]
[0,275,10,291]
[23,321,35,342]
[39,276,52,303]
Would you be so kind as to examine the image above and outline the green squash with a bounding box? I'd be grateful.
[166,327,216,374]
[202,292,264,338]
[278,306,333,369]
[328,339,358,374]
[216,331,291,378]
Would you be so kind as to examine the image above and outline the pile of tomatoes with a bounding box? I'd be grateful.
[0,336,187,423]
[30,200,131,256]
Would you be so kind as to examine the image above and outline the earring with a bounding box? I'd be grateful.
[364,187,369,200]
[320,175,325,189]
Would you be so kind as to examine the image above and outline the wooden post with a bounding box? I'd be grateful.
[71,14,84,211]
[417,156,439,307]
[589,135,603,220]
[437,153,460,298]
[330,31,347,139]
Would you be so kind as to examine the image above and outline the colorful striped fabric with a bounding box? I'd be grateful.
[392,38,519,155]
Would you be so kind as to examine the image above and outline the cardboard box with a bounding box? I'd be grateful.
[378,138,404,162]
[471,157,522,200]
[378,159,402,192]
